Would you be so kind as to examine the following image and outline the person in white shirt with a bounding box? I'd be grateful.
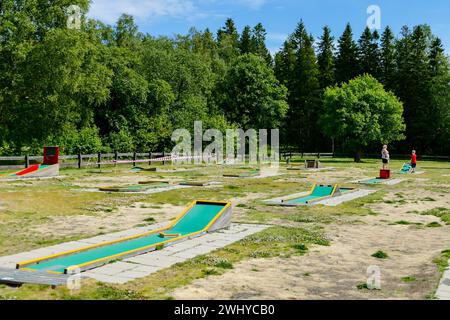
[381,145,390,170]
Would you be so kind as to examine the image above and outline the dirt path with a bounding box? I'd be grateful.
[172,189,450,300]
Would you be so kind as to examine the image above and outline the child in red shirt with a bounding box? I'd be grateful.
[411,150,417,173]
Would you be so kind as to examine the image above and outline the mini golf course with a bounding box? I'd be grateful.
[0,164,60,179]
[16,200,232,274]
[267,184,355,206]
[358,178,388,184]
[99,181,171,192]
[400,163,416,174]
[223,169,260,178]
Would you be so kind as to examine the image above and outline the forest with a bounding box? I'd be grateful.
[0,1,449,157]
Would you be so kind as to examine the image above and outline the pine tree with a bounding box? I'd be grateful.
[274,40,296,87]
[317,26,336,89]
[288,24,322,150]
[240,25,253,54]
[395,25,434,152]
[428,37,450,154]
[291,20,307,50]
[251,23,272,64]
[217,18,240,62]
[357,26,380,78]
[380,26,396,91]
[335,23,359,84]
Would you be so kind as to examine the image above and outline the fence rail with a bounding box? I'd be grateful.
[0,151,448,170]
[0,152,168,169]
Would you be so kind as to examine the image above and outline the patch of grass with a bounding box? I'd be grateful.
[392,220,422,226]
[421,208,450,225]
[215,260,233,269]
[292,244,309,253]
[422,197,436,202]
[143,217,156,224]
[202,269,220,276]
[384,199,407,205]
[401,276,417,283]
[371,251,389,259]
[357,282,380,291]
[356,283,369,290]
[433,249,450,273]
[426,222,442,228]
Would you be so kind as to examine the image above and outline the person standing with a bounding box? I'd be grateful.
[381,145,390,170]
[410,150,417,173]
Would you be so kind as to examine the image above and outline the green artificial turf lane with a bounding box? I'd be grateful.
[24,203,226,273]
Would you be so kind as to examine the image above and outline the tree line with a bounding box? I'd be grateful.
[0,1,449,157]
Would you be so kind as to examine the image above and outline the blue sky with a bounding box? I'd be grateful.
[88,0,450,54]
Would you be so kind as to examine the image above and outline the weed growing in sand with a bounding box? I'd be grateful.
[426,222,442,228]
[372,251,389,259]
[433,249,450,272]
[421,208,450,225]
[401,276,417,283]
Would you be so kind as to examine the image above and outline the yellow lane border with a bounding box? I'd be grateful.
[17,200,231,274]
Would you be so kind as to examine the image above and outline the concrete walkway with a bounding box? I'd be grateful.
[315,189,377,206]
[83,223,269,284]
[436,262,450,300]
[351,178,405,185]
[0,223,269,285]
[264,189,377,207]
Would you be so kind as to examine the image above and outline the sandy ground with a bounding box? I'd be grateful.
[30,203,186,237]
[2,164,449,299]
[172,187,450,300]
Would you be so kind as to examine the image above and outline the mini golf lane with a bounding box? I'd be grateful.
[13,165,47,176]
[99,182,170,192]
[17,201,231,274]
[286,185,336,204]
[358,178,390,184]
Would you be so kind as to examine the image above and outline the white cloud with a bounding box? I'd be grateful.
[200,0,268,10]
[234,0,268,10]
[88,0,197,24]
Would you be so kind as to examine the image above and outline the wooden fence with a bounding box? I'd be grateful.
[0,151,448,170]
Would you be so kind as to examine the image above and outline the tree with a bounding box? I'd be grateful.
[317,26,336,89]
[274,40,296,89]
[289,30,322,150]
[217,18,240,62]
[380,26,396,91]
[240,25,253,54]
[358,27,380,77]
[428,38,450,154]
[395,25,434,153]
[320,75,405,162]
[251,23,272,64]
[218,54,288,129]
[335,23,359,84]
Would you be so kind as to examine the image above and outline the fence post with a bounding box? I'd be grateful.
[114,151,118,162]
[97,152,101,169]
[133,152,137,167]
[149,152,152,166]
[162,151,166,166]
[78,153,82,169]
[25,155,29,168]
